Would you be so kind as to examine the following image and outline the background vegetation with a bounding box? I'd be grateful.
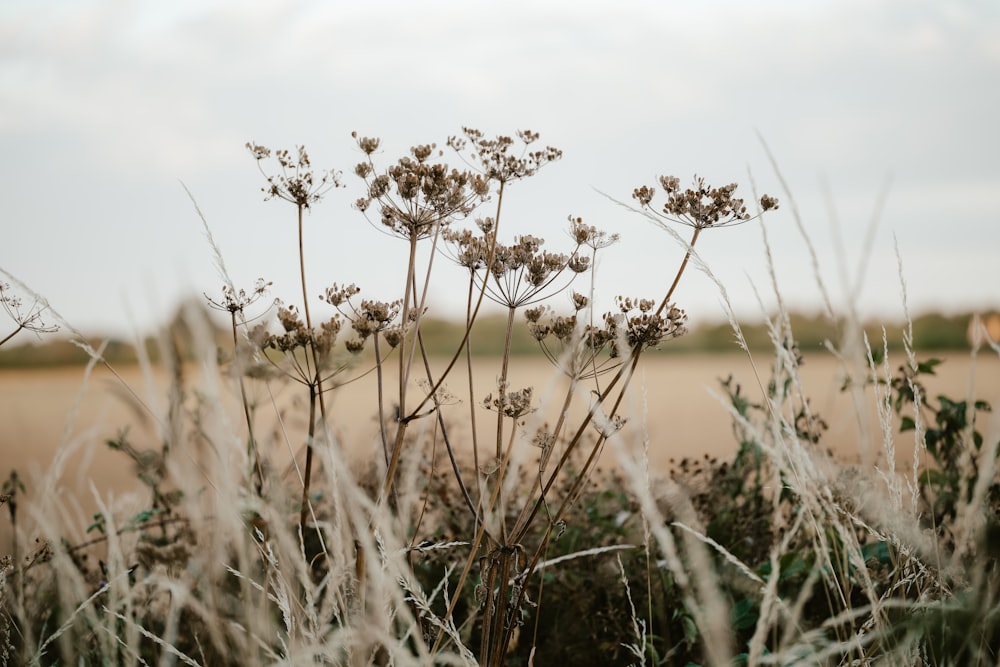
[0,309,988,369]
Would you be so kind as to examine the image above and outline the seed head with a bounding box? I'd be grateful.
[447,127,562,184]
[353,137,488,240]
[632,175,777,230]
[246,142,342,209]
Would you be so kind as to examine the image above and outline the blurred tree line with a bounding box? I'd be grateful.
[0,304,994,368]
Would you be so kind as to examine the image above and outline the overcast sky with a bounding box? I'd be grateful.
[1,0,997,341]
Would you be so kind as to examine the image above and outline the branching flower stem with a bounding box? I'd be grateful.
[510,226,701,543]
[379,181,508,504]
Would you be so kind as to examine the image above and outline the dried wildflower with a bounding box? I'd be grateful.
[483,384,535,419]
[205,278,272,314]
[351,131,381,155]
[527,306,622,379]
[592,414,628,439]
[353,135,488,240]
[351,299,403,339]
[445,219,593,308]
[569,215,620,250]
[632,175,778,230]
[524,306,545,323]
[531,426,556,452]
[246,142,342,209]
[448,127,562,184]
[603,296,687,354]
[257,300,343,363]
[321,283,361,308]
[321,283,404,354]
[1,281,58,346]
[382,326,405,348]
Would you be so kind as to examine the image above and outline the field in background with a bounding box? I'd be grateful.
[4,350,998,549]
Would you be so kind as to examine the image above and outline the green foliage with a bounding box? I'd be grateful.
[885,356,999,531]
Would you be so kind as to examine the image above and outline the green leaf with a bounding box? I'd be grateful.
[917,358,941,374]
[731,597,758,631]
[87,513,106,535]
[861,540,892,565]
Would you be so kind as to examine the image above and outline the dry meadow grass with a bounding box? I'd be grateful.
[4,350,997,551]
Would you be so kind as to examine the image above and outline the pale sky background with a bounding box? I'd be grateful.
[1,0,998,341]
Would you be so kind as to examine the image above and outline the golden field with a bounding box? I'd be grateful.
[2,351,998,546]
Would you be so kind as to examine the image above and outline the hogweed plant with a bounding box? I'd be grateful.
[0,133,784,664]
[205,277,273,495]
[13,127,997,665]
[246,142,346,535]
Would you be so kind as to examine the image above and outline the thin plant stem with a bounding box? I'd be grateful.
[231,310,264,495]
[0,324,23,348]
[510,227,701,542]
[299,382,318,534]
[379,182,507,503]
[494,307,517,461]
[431,410,520,655]
[373,334,390,468]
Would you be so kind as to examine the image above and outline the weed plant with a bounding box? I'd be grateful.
[1,129,998,666]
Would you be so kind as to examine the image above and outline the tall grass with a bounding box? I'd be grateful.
[1,130,998,666]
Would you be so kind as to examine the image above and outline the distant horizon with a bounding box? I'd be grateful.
[3,301,994,349]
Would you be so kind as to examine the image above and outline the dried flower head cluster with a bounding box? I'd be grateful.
[205,278,273,315]
[525,304,615,379]
[246,143,342,209]
[445,225,590,308]
[352,133,489,239]
[633,175,778,229]
[1,280,58,344]
[569,215,620,250]
[321,283,405,349]
[603,296,687,356]
[482,382,535,419]
[525,293,684,376]
[255,303,344,359]
[447,128,562,184]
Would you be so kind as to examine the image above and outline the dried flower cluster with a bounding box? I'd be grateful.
[321,283,405,348]
[483,382,535,419]
[633,175,778,229]
[1,281,58,346]
[447,128,562,184]
[525,305,616,379]
[246,143,342,208]
[603,296,687,355]
[569,215,620,250]
[255,303,344,358]
[445,226,590,308]
[525,292,685,377]
[205,278,272,314]
[353,134,489,239]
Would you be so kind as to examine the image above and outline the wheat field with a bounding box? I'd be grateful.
[3,350,997,548]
